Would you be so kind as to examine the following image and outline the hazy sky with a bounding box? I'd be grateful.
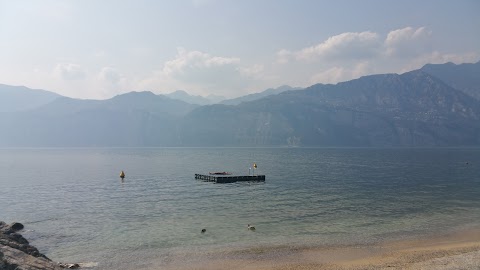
[1,0,479,99]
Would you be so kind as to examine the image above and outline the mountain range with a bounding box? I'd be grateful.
[220,85,302,105]
[0,61,479,147]
[165,90,225,105]
[420,61,480,100]
[0,84,61,113]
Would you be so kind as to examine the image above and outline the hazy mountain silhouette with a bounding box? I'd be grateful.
[221,85,302,105]
[0,91,197,146]
[1,64,479,147]
[0,84,61,112]
[165,90,224,105]
[179,70,480,146]
[421,61,480,100]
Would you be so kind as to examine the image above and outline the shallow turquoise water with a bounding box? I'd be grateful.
[1,148,479,269]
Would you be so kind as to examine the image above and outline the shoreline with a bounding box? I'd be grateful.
[157,227,480,270]
[3,220,479,269]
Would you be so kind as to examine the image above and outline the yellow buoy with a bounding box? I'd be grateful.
[120,170,125,179]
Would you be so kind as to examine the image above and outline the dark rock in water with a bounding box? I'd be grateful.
[0,221,78,270]
[10,222,24,232]
[0,232,44,259]
[0,222,25,234]
[8,233,29,245]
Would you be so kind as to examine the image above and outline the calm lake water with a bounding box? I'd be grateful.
[1,148,479,269]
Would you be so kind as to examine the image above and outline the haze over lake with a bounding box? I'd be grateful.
[1,147,479,269]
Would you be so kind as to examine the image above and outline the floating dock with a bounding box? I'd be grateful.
[195,174,265,183]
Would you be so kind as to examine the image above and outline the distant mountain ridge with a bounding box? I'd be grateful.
[179,70,480,146]
[221,85,302,105]
[164,85,299,105]
[0,91,197,146]
[421,61,480,100]
[1,62,479,147]
[0,84,62,112]
[165,90,223,105]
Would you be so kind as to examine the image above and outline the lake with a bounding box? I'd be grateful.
[1,147,479,269]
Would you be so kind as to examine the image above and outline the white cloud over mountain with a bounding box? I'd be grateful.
[162,48,240,78]
[13,27,479,100]
[309,62,372,85]
[98,67,122,84]
[276,26,477,86]
[131,27,479,97]
[385,26,432,57]
[278,27,433,64]
[140,48,261,97]
[53,63,86,81]
[295,31,381,61]
[1,1,478,100]
[97,67,131,97]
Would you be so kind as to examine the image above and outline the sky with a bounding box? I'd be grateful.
[0,0,479,100]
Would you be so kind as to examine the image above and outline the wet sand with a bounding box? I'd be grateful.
[161,228,480,270]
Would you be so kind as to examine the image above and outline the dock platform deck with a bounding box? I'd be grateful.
[195,174,265,183]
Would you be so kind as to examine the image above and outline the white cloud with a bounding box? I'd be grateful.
[276,49,292,64]
[273,26,480,86]
[140,48,260,97]
[163,47,240,76]
[310,67,346,84]
[53,63,86,80]
[351,61,373,78]
[279,31,381,63]
[238,64,265,78]
[111,38,478,99]
[163,48,243,90]
[310,62,372,84]
[385,26,432,57]
[97,67,131,97]
[276,31,383,85]
[27,26,477,100]
[98,67,121,84]
[276,27,435,64]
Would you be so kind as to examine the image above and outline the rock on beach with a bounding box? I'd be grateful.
[0,221,78,270]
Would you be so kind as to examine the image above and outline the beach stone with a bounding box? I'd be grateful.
[0,220,78,270]
[0,245,63,270]
[59,263,80,269]
[9,233,29,245]
[0,222,9,234]
[0,222,25,234]
[0,235,43,258]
